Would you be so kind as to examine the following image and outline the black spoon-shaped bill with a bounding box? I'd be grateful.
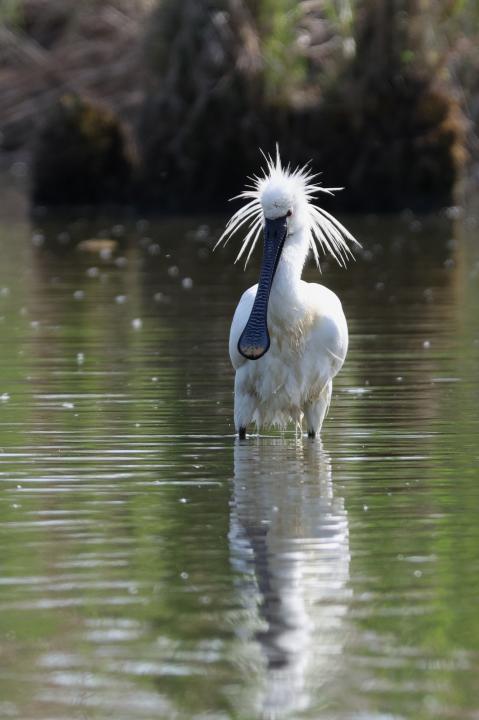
[237,214,288,360]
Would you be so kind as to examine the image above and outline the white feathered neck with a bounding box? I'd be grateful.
[215,147,360,269]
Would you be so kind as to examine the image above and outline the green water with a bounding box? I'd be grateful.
[0,191,478,719]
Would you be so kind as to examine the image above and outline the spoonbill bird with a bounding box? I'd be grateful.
[216,148,359,438]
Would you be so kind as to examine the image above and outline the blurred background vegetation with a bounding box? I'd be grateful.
[1,0,478,211]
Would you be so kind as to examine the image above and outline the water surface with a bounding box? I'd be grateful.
[0,192,478,719]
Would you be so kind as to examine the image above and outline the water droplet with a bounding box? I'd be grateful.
[115,295,127,304]
[99,247,113,260]
[181,277,193,289]
[32,233,45,247]
[132,318,142,330]
[73,290,85,301]
[1,393,10,402]
[148,243,161,256]
[136,219,149,233]
[62,402,74,409]
[11,160,27,178]
[445,206,461,220]
[168,266,179,278]
[57,231,70,245]
[195,224,210,240]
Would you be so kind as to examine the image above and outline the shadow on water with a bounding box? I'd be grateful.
[230,438,350,719]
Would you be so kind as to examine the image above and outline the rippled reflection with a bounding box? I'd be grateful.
[1,199,479,719]
[230,439,350,718]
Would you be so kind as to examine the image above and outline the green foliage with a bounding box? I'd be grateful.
[145,0,306,100]
[139,0,272,211]
[6,0,471,210]
[322,0,355,36]
[252,0,306,98]
[0,0,22,25]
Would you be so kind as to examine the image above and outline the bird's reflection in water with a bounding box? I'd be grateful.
[230,438,351,719]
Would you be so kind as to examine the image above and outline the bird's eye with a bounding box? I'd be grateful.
[286,210,292,217]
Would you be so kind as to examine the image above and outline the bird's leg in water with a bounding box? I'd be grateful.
[304,404,320,438]
[234,379,254,438]
[304,381,332,439]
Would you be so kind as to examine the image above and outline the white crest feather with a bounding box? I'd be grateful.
[214,146,360,268]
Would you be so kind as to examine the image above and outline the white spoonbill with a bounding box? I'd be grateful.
[216,148,359,438]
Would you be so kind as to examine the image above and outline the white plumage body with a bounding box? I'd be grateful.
[216,149,358,436]
[229,259,348,432]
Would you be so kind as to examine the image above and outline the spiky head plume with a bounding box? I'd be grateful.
[215,146,360,268]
